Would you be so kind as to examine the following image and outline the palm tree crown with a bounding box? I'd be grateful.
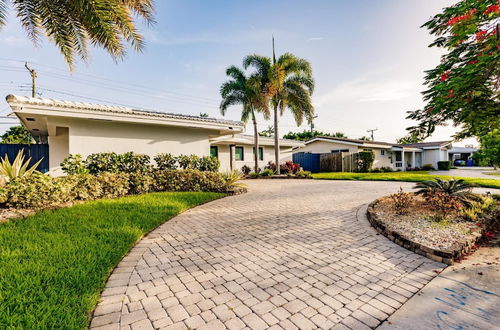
[0,0,155,69]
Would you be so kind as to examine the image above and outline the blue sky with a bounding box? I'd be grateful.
[0,0,475,145]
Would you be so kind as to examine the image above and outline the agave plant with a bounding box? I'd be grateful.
[414,178,481,206]
[222,170,247,190]
[0,150,42,183]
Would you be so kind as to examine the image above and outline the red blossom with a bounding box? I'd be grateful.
[469,59,478,64]
[440,71,450,81]
[446,9,477,26]
[476,223,481,227]
[475,30,487,41]
[448,89,454,98]
[484,4,500,15]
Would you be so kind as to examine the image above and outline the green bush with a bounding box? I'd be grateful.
[86,152,121,174]
[152,170,226,192]
[154,153,178,170]
[422,163,435,171]
[437,161,451,170]
[128,172,154,195]
[260,169,274,177]
[295,170,312,178]
[177,154,201,170]
[95,172,130,198]
[248,172,260,178]
[60,154,88,174]
[198,156,220,172]
[356,151,375,173]
[6,173,63,208]
[58,174,102,201]
[119,152,152,173]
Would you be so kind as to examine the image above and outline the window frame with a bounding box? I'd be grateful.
[210,146,218,158]
[380,150,385,156]
[253,146,264,161]
[235,146,244,161]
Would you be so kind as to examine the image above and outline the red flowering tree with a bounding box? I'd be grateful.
[406,0,500,140]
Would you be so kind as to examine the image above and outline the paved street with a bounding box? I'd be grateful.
[91,180,446,330]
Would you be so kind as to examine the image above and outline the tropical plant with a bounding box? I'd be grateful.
[0,149,42,182]
[0,0,155,69]
[60,154,88,174]
[198,156,220,172]
[241,165,252,175]
[406,0,500,140]
[177,154,200,170]
[243,46,315,174]
[220,65,269,172]
[356,151,375,173]
[222,170,246,190]
[258,125,274,137]
[0,125,33,144]
[390,187,413,215]
[414,178,482,206]
[282,130,347,141]
[473,129,500,168]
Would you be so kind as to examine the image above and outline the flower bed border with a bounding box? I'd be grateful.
[366,198,491,265]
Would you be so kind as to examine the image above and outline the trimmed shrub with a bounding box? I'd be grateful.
[295,170,312,178]
[356,151,375,173]
[198,156,220,172]
[152,170,226,192]
[6,173,62,208]
[248,172,260,178]
[128,172,154,195]
[422,163,435,171]
[280,161,301,174]
[260,169,274,177]
[60,154,88,174]
[154,153,177,170]
[177,155,201,170]
[119,152,152,173]
[86,152,121,174]
[95,172,130,198]
[437,161,451,170]
[264,161,276,172]
[58,174,102,200]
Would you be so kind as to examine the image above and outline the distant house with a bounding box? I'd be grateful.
[6,95,301,174]
[296,136,454,171]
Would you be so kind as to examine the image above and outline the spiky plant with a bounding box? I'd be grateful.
[414,178,481,206]
[244,50,314,174]
[0,0,155,69]
[0,149,42,183]
[222,170,246,190]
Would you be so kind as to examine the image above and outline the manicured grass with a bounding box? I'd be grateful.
[312,171,500,189]
[483,171,500,177]
[0,192,224,329]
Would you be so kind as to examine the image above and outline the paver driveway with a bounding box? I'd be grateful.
[91,180,445,330]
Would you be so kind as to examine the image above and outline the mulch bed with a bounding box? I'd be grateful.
[367,194,499,265]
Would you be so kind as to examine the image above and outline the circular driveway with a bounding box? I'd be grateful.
[91,180,446,330]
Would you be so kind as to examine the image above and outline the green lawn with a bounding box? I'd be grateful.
[483,171,500,177]
[0,192,224,329]
[312,171,500,189]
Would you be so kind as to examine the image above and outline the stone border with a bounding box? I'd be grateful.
[366,199,487,265]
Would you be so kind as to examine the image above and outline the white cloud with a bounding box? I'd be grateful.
[307,37,324,42]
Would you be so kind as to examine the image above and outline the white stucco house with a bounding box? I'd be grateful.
[296,136,453,171]
[6,95,302,174]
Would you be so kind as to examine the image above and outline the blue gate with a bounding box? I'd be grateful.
[293,152,320,173]
[0,144,49,173]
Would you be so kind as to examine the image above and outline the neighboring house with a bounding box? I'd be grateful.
[296,136,453,171]
[448,146,478,163]
[209,134,304,172]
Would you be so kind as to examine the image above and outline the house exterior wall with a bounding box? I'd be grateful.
[361,148,392,169]
[422,149,449,168]
[214,144,294,172]
[46,117,218,173]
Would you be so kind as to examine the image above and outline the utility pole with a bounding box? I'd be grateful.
[24,62,37,97]
[310,115,318,135]
[367,128,378,141]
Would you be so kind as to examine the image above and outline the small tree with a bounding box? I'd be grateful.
[1,125,33,144]
[356,151,375,173]
[474,129,500,168]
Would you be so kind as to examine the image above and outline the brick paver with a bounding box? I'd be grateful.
[91,180,445,329]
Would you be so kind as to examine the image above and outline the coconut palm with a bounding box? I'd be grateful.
[220,66,269,172]
[0,0,155,69]
[244,50,314,174]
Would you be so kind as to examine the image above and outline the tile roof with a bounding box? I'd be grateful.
[6,94,244,127]
[399,141,452,148]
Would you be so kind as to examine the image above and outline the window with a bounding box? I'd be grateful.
[235,146,244,161]
[381,150,385,156]
[210,146,218,158]
[253,147,264,161]
[332,149,349,153]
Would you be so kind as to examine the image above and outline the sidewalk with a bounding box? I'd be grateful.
[378,238,500,330]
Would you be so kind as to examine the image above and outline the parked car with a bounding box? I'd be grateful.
[453,159,467,166]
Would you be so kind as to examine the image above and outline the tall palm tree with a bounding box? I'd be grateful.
[0,0,155,69]
[220,66,269,172]
[244,48,314,174]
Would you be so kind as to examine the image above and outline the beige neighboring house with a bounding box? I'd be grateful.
[298,136,452,171]
[209,134,304,172]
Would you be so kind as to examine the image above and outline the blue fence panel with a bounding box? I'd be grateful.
[293,152,321,173]
[0,144,49,173]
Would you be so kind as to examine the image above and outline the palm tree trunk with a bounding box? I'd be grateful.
[252,111,259,173]
[274,103,280,175]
